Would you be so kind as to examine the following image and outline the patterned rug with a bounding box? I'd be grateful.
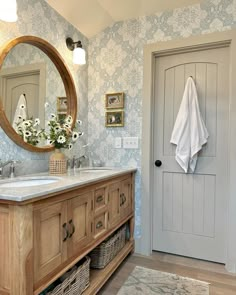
[117,266,209,295]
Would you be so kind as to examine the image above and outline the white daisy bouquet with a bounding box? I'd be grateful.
[15,116,45,146]
[45,114,83,150]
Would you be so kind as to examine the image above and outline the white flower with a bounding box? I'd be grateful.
[44,102,49,108]
[57,135,66,144]
[54,125,61,132]
[65,115,73,124]
[50,113,56,120]
[72,131,79,142]
[63,123,71,129]
[47,139,54,145]
[77,120,82,125]
[78,131,84,137]
[34,118,40,126]
[24,130,32,137]
[22,121,31,128]
[68,143,73,150]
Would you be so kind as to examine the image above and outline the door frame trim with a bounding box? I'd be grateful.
[140,30,236,272]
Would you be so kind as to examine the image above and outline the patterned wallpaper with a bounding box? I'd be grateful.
[88,0,236,237]
[0,0,88,172]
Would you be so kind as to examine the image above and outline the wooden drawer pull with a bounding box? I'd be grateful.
[120,193,125,206]
[96,195,103,203]
[96,221,103,229]
[62,223,69,242]
[68,219,75,238]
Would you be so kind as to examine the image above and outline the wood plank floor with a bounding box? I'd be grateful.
[98,251,236,295]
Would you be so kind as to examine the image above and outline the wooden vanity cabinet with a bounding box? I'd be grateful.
[0,172,135,295]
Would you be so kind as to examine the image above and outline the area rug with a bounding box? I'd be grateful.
[117,266,209,295]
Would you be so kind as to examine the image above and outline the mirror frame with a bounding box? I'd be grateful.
[0,35,77,152]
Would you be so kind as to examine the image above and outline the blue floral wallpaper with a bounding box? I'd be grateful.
[0,0,88,171]
[88,0,236,237]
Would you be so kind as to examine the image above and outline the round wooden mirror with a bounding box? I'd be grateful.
[0,36,77,152]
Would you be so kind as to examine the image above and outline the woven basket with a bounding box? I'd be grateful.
[89,225,126,269]
[47,256,90,295]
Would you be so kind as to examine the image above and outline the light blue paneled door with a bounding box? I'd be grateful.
[152,46,229,263]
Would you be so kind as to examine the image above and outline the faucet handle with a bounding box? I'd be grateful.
[9,160,21,178]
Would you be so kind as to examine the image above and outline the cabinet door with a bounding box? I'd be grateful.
[108,182,121,227]
[120,177,132,219]
[34,201,67,282]
[67,192,93,257]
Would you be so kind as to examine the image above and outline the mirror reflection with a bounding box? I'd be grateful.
[0,43,66,145]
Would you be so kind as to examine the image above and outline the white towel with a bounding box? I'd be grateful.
[170,77,209,173]
[12,94,28,130]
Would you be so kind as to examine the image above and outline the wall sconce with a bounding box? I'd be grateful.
[66,37,86,65]
[0,0,18,22]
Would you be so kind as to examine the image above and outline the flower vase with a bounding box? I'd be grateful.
[49,149,67,175]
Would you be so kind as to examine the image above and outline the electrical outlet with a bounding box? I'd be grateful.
[123,137,139,149]
[115,137,122,148]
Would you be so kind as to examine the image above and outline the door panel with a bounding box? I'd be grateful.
[108,182,121,227]
[34,201,67,282]
[120,177,132,219]
[153,47,229,263]
[67,192,93,257]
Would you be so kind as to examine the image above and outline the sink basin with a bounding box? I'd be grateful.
[0,177,60,188]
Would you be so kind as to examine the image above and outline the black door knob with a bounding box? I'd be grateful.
[155,160,162,167]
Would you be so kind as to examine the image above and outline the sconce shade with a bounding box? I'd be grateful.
[66,37,86,65]
[73,47,86,65]
[0,0,18,22]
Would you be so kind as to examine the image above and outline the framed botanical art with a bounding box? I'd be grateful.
[105,110,124,127]
[105,92,124,109]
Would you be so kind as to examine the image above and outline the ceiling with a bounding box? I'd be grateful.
[46,0,202,38]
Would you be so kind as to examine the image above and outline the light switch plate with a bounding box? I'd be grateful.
[123,137,139,149]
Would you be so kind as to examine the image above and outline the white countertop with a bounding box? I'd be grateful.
[0,167,136,202]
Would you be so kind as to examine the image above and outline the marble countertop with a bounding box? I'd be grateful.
[0,167,136,202]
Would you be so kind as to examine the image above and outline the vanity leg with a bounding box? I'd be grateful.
[10,205,34,295]
[129,216,135,254]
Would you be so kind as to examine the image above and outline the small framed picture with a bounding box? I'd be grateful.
[105,92,124,109]
[57,97,67,114]
[105,110,124,127]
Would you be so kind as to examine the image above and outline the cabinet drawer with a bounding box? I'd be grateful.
[94,212,108,238]
[94,188,106,211]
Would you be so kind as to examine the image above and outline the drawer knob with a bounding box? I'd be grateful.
[96,221,103,229]
[96,195,103,203]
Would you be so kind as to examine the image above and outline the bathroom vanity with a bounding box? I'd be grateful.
[0,168,135,295]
